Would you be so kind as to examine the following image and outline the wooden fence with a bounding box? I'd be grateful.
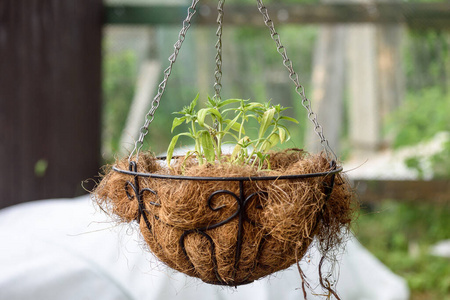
[105,3,450,29]
[354,179,450,204]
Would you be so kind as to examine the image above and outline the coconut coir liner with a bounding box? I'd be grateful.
[94,149,354,287]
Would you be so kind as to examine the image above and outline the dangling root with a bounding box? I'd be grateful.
[296,247,311,300]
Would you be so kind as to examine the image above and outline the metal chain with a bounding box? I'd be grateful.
[128,0,336,161]
[256,0,337,161]
[213,0,225,102]
[129,0,200,161]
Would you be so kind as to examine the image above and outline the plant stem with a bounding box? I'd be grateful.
[239,117,245,141]
[192,120,203,165]
[217,120,223,160]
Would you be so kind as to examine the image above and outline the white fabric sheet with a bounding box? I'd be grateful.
[0,195,409,300]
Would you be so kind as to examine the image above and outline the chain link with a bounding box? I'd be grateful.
[129,0,200,161]
[129,0,336,162]
[256,0,337,161]
[213,0,225,102]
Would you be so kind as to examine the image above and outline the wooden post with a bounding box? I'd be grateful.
[306,23,346,154]
[347,22,380,154]
[195,27,211,98]
[347,0,404,156]
[0,0,102,208]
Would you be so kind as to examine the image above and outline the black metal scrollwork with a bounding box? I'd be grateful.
[125,162,159,231]
[122,160,338,286]
[177,181,267,285]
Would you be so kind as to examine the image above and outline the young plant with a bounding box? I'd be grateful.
[167,94,298,170]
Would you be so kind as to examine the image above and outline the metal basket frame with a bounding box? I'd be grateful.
[114,158,341,286]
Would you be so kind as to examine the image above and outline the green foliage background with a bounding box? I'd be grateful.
[356,201,450,300]
[102,48,137,158]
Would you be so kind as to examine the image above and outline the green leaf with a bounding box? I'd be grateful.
[269,132,279,146]
[208,108,222,121]
[197,108,208,127]
[247,114,258,121]
[260,133,279,152]
[278,127,286,143]
[258,107,276,139]
[207,96,217,107]
[233,136,250,156]
[255,152,270,169]
[246,102,264,110]
[222,108,238,114]
[230,121,244,133]
[224,115,242,133]
[231,143,242,160]
[259,141,268,153]
[166,135,179,167]
[171,117,185,132]
[189,94,199,112]
[239,136,253,148]
[172,110,184,115]
[200,130,215,163]
[197,108,222,128]
[217,98,241,108]
[279,125,292,142]
[280,116,299,124]
[166,132,194,166]
[221,131,239,141]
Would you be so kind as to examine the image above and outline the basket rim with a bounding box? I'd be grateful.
[112,156,343,182]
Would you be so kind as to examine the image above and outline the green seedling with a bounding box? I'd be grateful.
[167,94,298,170]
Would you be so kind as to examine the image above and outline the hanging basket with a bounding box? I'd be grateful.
[95,150,352,286]
[94,0,355,293]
